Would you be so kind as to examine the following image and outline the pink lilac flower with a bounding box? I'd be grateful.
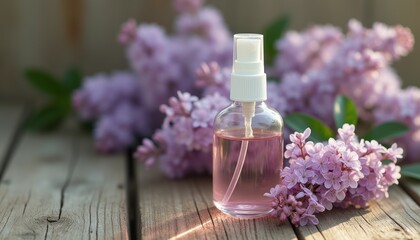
[265,124,402,226]
[196,62,230,97]
[134,92,229,178]
[134,139,159,167]
[118,19,137,45]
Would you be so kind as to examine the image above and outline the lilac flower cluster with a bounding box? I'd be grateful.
[72,71,149,153]
[73,0,232,153]
[134,92,229,178]
[196,62,230,97]
[272,19,413,123]
[119,0,231,111]
[264,124,402,226]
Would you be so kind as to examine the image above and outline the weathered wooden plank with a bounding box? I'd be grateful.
[137,167,297,240]
[401,177,420,206]
[0,104,24,164]
[0,128,128,239]
[297,186,420,240]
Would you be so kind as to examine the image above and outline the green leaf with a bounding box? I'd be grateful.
[25,69,68,97]
[63,67,82,91]
[284,113,334,142]
[382,159,393,165]
[401,163,420,180]
[24,104,68,131]
[263,15,290,65]
[334,95,358,128]
[363,121,409,141]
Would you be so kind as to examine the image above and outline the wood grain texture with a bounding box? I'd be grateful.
[297,186,420,240]
[0,104,24,164]
[401,177,420,205]
[0,129,128,239]
[137,167,298,240]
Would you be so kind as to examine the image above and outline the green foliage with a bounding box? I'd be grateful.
[263,15,290,65]
[363,121,409,142]
[334,95,358,128]
[401,163,420,180]
[63,67,82,91]
[25,69,68,97]
[24,67,82,132]
[284,113,334,142]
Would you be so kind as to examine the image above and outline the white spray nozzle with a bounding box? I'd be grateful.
[230,34,267,102]
[236,38,261,62]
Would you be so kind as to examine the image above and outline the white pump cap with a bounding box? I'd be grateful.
[230,34,267,102]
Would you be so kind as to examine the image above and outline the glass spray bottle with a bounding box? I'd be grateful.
[213,34,284,218]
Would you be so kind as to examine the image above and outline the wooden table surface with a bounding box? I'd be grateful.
[0,104,419,240]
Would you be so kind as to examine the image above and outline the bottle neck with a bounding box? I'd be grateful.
[232,101,266,108]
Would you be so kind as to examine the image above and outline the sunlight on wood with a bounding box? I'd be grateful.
[169,220,213,239]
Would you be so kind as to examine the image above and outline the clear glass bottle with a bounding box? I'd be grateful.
[213,34,284,218]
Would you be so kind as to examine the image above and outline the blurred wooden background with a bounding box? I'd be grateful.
[1,0,419,102]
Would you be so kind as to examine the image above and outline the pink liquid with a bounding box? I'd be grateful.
[213,129,283,218]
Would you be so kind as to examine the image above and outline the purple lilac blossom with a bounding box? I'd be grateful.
[120,2,232,111]
[272,19,413,123]
[73,71,148,153]
[125,24,181,110]
[72,71,142,120]
[265,124,402,226]
[273,25,343,76]
[134,92,230,178]
[95,103,149,153]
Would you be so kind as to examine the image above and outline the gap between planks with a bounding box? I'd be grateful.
[125,148,140,240]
